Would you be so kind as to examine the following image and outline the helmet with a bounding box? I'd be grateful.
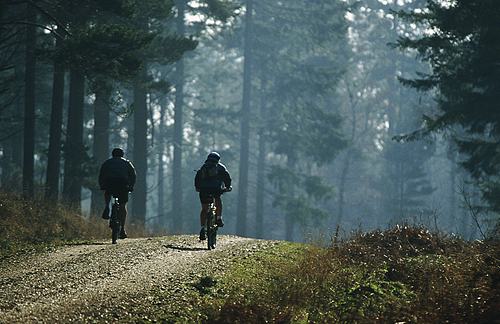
[112,148,124,157]
[207,151,220,162]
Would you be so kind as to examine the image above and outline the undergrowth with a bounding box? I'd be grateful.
[198,226,499,323]
[0,191,111,258]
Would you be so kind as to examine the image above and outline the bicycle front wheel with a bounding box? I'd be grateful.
[207,229,217,250]
[206,213,217,250]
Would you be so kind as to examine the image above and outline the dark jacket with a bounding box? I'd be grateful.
[99,157,136,190]
[195,161,231,193]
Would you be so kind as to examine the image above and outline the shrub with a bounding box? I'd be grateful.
[200,226,499,323]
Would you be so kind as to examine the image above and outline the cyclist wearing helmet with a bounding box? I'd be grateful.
[99,148,136,239]
[195,152,232,241]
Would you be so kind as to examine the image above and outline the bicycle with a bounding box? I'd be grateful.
[205,194,218,250]
[204,187,231,250]
[109,196,121,244]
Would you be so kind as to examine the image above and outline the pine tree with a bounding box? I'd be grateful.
[396,0,500,218]
[252,0,349,240]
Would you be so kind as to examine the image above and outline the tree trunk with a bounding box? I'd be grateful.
[90,84,111,216]
[126,111,134,160]
[285,156,296,241]
[3,58,24,191]
[255,134,266,238]
[236,0,254,236]
[132,72,148,227]
[1,143,8,188]
[0,142,12,189]
[336,86,358,228]
[285,214,294,241]
[62,68,85,210]
[45,38,65,201]
[157,99,166,228]
[125,112,134,213]
[255,73,267,239]
[448,148,457,230]
[397,158,405,222]
[336,149,352,227]
[11,133,23,192]
[22,3,36,198]
[172,0,186,233]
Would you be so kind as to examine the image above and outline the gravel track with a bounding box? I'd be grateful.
[0,235,279,323]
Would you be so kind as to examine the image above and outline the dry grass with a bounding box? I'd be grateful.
[0,191,111,256]
[332,226,499,323]
[201,226,499,323]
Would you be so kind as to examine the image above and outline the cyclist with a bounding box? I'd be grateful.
[195,152,232,241]
[99,148,136,239]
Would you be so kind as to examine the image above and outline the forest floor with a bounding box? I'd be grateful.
[0,235,281,323]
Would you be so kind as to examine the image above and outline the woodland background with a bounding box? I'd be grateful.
[0,0,498,241]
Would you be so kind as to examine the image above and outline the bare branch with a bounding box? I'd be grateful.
[459,184,486,240]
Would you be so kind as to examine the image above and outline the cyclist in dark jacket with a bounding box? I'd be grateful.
[99,148,136,239]
[195,152,232,241]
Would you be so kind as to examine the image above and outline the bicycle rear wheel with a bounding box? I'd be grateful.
[110,203,120,244]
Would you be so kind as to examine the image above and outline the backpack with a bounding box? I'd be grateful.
[196,162,223,192]
[200,163,218,179]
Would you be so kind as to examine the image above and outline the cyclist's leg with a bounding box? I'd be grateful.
[199,192,211,240]
[214,196,222,218]
[199,204,209,240]
[214,195,224,227]
[200,203,209,226]
[118,193,128,224]
[117,191,129,238]
[104,191,112,205]
[102,191,111,219]
[199,192,212,226]
[119,202,127,226]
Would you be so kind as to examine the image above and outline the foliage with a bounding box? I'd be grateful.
[395,0,500,217]
[197,226,499,323]
[59,24,152,81]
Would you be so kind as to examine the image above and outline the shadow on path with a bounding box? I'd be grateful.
[64,241,108,246]
[163,244,207,252]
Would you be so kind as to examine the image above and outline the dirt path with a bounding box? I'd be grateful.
[0,235,279,323]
